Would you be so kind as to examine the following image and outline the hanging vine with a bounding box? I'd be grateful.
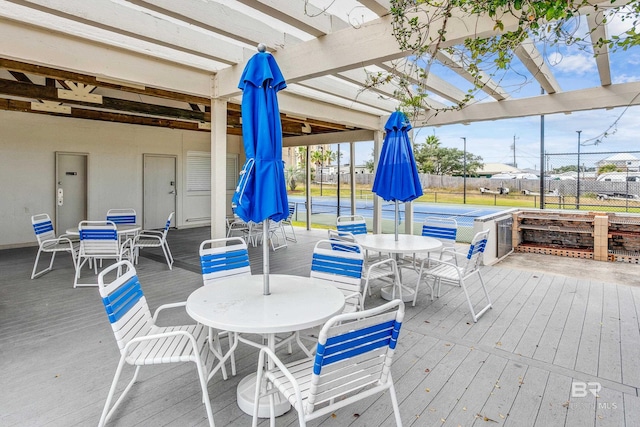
[364,0,640,123]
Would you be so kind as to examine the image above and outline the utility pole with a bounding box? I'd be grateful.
[576,130,582,209]
[512,134,518,168]
[461,137,467,204]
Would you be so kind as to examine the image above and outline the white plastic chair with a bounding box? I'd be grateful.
[281,202,297,242]
[248,220,288,251]
[226,214,250,240]
[30,213,77,279]
[199,237,253,379]
[106,208,138,243]
[327,229,401,308]
[252,299,405,427]
[132,212,174,269]
[74,220,132,288]
[407,217,458,268]
[310,239,365,313]
[336,214,367,235]
[105,208,136,225]
[97,261,217,427]
[414,229,492,322]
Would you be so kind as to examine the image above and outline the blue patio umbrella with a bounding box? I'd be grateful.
[372,111,423,240]
[232,45,288,295]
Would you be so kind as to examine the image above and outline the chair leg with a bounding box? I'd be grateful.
[387,378,403,427]
[412,261,426,307]
[163,241,174,269]
[192,358,215,427]
[30,249,47,279]
[99,360,140,427]
[468,271,492,322]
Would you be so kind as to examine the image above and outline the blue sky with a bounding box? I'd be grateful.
[325,12,640,171]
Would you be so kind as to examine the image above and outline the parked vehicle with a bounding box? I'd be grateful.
[596,172,640,182]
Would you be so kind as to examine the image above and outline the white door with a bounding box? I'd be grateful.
[143,154,176,229]
[55,153,88,233]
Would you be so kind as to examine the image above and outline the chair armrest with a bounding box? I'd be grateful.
[440,247,464,262]
[424,259,463,277]
[123,329,198,354]
[256,346,305,406]
[139,230,164,237]
[343,291,364,310]
[43,237,75,248]
[152,301,188,322]
[133,233,162,245]
[367,257,397,272]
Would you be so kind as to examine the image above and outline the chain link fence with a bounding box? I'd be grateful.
[545,150,640,212]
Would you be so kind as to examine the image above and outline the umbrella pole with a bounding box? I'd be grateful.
[395,201,399,241]
[263,219,270,295]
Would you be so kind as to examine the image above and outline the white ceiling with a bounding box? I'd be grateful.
[2,0,640,134]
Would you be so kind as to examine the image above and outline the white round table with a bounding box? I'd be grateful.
[354,234,442,302]
[186,274,345,418]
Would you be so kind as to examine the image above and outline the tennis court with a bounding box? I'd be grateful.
[288,196,508,241]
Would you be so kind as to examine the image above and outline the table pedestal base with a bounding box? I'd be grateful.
[381,285,415,303]
[237,373,291,418]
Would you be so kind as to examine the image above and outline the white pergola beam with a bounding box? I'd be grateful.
[284,129,374,146]
[434,50,509,101]
[514,38,561,94]
[7,0,244,65]
[216,6,525,97]
[1,18,214,95]
[235,0,349,36]
[296,76,398,112]
[337,67,448,110]
[356,0,390,17]
[418,81,640,126]
[377,60,466,103]
[587,9,612,86]
[276,92,381,130]
[128,0,288,50]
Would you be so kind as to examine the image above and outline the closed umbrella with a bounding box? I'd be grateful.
[372,111,423,240]
[232,45,288,295]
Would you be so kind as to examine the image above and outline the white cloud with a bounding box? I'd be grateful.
[613,73,640,84]
[547,52,596,75]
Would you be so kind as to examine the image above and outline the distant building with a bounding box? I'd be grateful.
[596,153,640,171]
[475,163,519,177]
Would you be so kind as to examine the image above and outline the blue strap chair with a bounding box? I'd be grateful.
[336,214,368,235]
[106,208,138,243]
[74,221,131,288]
[97,261,216,427]
[407,217,458,268]
[311,239,365,313]
[252,299,405,427]
[414,229,492,322]
[199,237,252,378]
[327,229,401,307]
[30,213,77,279]
[200,237,251,285]
[105,208,136,225]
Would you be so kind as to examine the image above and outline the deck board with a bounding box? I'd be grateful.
[1,226,638,426]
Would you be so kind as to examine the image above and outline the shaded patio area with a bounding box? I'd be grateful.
[1,227,639,426]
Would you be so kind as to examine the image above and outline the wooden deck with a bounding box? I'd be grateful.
[1,226,639,426]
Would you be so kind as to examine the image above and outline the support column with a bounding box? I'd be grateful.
[211,93,228,240]
[373,129,383,234]
[305,146,311,230]
[350,142,356,216]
